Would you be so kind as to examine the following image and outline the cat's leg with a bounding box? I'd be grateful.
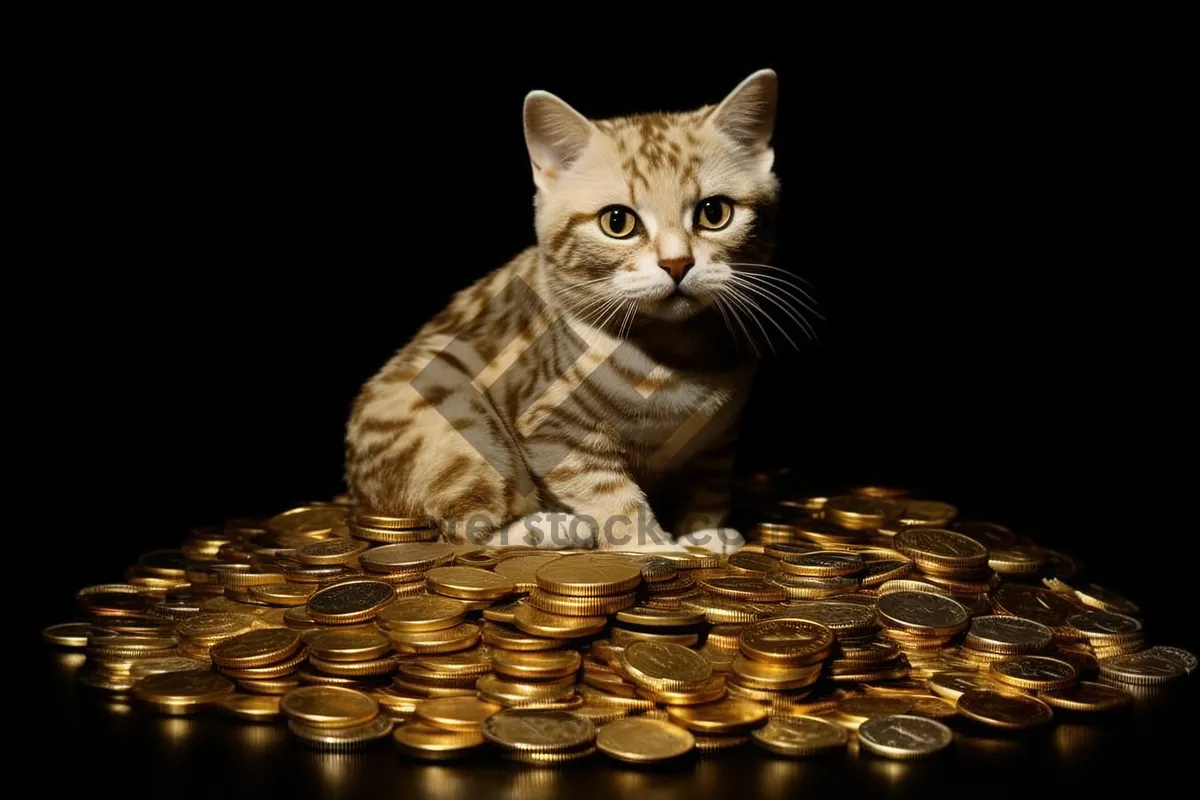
[666,438,745,555]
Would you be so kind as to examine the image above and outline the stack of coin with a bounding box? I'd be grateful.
[955,615,1054,668]
[728,618,830,708]
[875,590,971,660]
[888,527,996,613]
[281,685,395,749]
[350,511,441,544]
[209,628,307,695]
[359,542,456,596]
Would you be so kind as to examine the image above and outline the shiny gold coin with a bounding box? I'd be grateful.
[217,693,282,721]
[1038,681,1133,712]
[700,576,788,603]
[751,714,848,756]
[666,698,769,734]
[371,687,423,716]
[823,495,896,531]
[476,673,579,706]
[640,557,678,583]
[773,602,878,636]
[730,655,822,691]
[288,715,395,749]
[858,714,953,759]
[513,605,607,639]
[852,486,909,500]
[393,721,486,759]
[481,709,596,752]
[990,656,1078,691]
[595,717,695,762]
[907,696,958,720]
[1097,651,1187,685]
[615,605,706,628]
[411,647,494,677]
[307,628,393,662]
[964,615,1054,654]
[424,566,515,601]
[834,639,902,665]
[990,583,1080,631]
[480,621,566,651]
[306,580,396,625]
[481,599,524,625]
[296,538,370,565]
[894,499,958,527]
[680,595,775,624]
[986,548,1044,575]
[128,657,213,680]
[238,675,301,695]
[178,612,259,643]
[767,573,859,599]
[376,595,467,633]
[611,627,699,648]
[956,689,1054,729]
[576,685,656,710]
[351,525,442,544]
[621,641,713,691]
[134,671,236,715]
[87,634,179,659]
[413,696,503,732]
[637,675,728,706]
[528,588,638,616]
[1065,609,1143,642]
[834,695,914,728]
[358,542,455,573]
[493,554,561,592]
[308,653,400,677]
[280,685,380,728]
[534,555,643,597]
[1045,579,1140,616]
[893,527,987,569]
[247,584,317,607]
[572,699,630,726]
[692,734,750,752]
[493,649,582,681]
[726,551,782,575]
[1140,646,1197,675]
[776,551,864,578]
[504,745,597,764]
[387,623,481,655]
[353,512,437,530]
[267,506,348,539]
[210,628,303,668]
[876,591,969,636]
[739,619,834,666]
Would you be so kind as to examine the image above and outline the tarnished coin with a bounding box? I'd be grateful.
[990,656,1077,691]
[296,539,369,565]
[210,629,302,668]
[1066,610,1143,640]
[307,628,393,662]
[1140,646,1197,675]
[750,714,848,757]
[596,717,695,762]
[1097,651,1187,685]
[414,696,502,732]
[858,714,952,759]
[134,671,236,714]
[965,616,1054,654]
[776,551,864,578]
[876,592,969,635]
[426,567,515,600]
[739,619,834,666]
[359,542,455,573]
[772,602,877,636]
[394,721,486,759]
[280,686,380,728]
[535,555,643,597]
[665,698,768,733]
[990,584,1080,629]
[700,577,788,603]
[306,581,396,625]
[1039,681,1133,712]
[481,709,596,752]
[621,641,712,690]
[956,689,1054,729]
[377,595,468,633]
[893,528,987,569]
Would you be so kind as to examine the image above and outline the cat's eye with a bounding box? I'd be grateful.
[694,197,734,231]
[598,206,639,239]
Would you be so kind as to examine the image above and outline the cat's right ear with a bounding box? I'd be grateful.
[523,91,595,191]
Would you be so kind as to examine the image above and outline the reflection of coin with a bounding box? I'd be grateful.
[595,717,695,762]
[857,714,953,759]
[956,689,1054,729]
[750,715,847,756]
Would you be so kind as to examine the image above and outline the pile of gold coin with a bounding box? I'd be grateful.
[43,488,1195,763]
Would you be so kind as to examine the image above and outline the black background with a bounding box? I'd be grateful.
[21,18,1195,798]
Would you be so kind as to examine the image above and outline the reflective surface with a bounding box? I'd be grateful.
[39,650,1195,799]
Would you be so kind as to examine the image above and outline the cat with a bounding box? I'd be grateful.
[346,70,794,554]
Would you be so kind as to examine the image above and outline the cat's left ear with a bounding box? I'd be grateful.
[524,91,596,191]
[709,69,778,174]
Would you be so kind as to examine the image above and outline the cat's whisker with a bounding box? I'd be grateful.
[728,277,816,343]
[723,287,778,355]
[729,286,800,351]
[730,271,825,322]
[729,262,816,289]
[714,295,758,357]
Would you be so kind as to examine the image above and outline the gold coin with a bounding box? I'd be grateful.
[371,687,423,716]
[595,717,695,762]
[267,506,348,539]
[210,629,302,668]
[680,595,775,624]
[876,592,969,636]
[413,696,502,732]
[989,656,1077,691]
[730,655,822,691]
[425,566,515,600]
[852,486,909,500]
[237,676,301,695]
[306,580,396,625]
[493,649,582,681]
[637,675,728,706]
[666,698,768,734]
[1097,651,1187,685]
[280,685,380,728]
[481,599,524,625]
[358,542,455,573]
[1065,609,1143,642]
[411,647,494,677]
[1140,646,1197,675]
[857,714,953,759]
[894,500,958,527]
[621,641,712,691]
[834,639,901,665]
[504,745,597,764]
[767,573,859,600]
[528,588,638,616]
[128,657,213,680]
[823,495,896,531]
[572,699,630,726]
[640,557,678,583]
[692,734,750,752]
[376,595,468,633]
[289,715,395,749]
[615,606,706,628]
[351,525,442,544]
[956,689,1054,729]
[776,551,864,578]
[773,602,877,636]
[307,628,393,662]
[393,721,486,759]
[611,628,699,648]
[986,548,1044,575]
[387,623,481,655]
[296,539,369,565]
[739,619,834,666]
[835,695,914,728]
[217,693,282,721]
[964,615,1054,654]
[353,512,437,530]
[480,621,565,652]
[1038,681,1133,711]
[751,714,848,756]
[726,552,782,575]
[133,671,236,715]
[534,555,643,597]
[87,634,179,659]
[576,685,656,711]
[990,583,1080,631]
[1046,579,1140,616]
[248,584,318,607]
[893,528,987,569]
[308,653,400,677]
[699,577,788,603]
[481,709,596,752]
[178,612,259,643]
[908,696,958,720]
[494,554,562,592]
[476,674,578,704]
[513,605,607,639]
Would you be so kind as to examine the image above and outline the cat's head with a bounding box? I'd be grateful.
[525,70,781,330]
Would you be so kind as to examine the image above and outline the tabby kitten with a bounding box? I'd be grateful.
[347,70,786,553]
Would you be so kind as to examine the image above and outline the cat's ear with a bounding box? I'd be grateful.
[709,69,778,173]
[523,90,595,190]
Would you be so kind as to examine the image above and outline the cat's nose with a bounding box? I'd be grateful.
[658,256,694,283]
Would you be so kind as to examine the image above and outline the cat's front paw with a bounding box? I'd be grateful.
[675,527,745,555]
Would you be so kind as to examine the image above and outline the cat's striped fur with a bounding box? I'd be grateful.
[346,71,784,552]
